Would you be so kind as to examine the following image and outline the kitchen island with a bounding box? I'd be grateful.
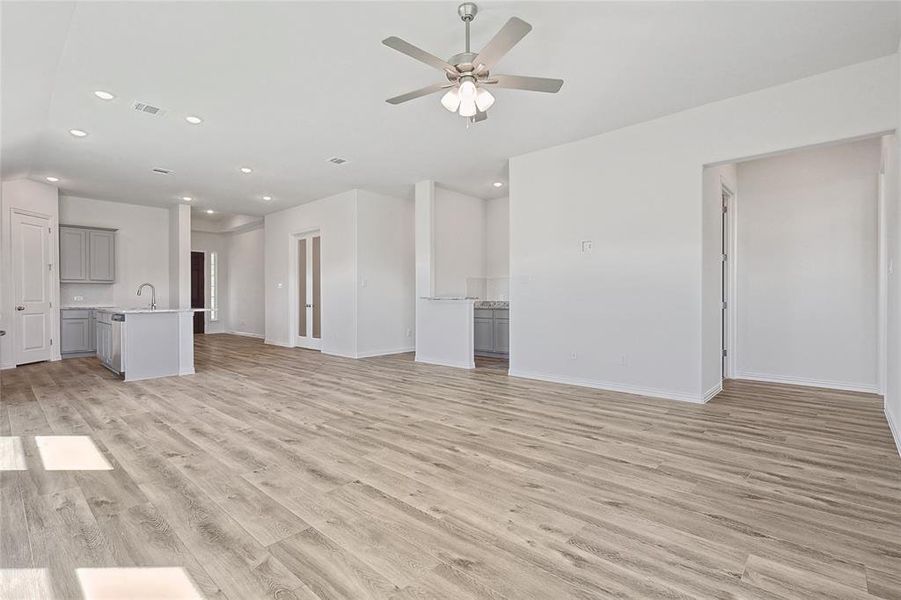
[93,307,208,381]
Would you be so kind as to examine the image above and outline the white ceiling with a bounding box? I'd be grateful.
[2,1,899,217]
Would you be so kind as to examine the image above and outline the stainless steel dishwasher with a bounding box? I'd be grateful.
[109,313,125,375]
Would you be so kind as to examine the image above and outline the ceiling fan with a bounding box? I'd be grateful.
[383,2,563,123]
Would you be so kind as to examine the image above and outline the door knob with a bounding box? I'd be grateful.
[305,304,313,308]
[15,306,25,311]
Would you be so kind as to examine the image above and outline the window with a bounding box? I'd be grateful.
[209,252,218,322]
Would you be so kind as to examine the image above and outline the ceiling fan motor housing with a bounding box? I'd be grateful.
[458,3,478,22]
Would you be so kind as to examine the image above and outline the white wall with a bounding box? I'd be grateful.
[191,231,228,334]
[168,204,191,309]
[434,186,485,297]
[265,189,414,358]
[59,196,170,309]
[485,196,510,300]
[510,55,898,402]
[734,138,881,392]
[356,190,415,357]
[485,197,510,278]
[227,226,265,337]
[885,39,901,457]
[701,164,737,397]
[0,179,60,368]
[265,190,357,354]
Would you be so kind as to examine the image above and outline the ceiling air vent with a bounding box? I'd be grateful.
[152,168,174,175]
[327,157,349,165]
[133,101,165,116]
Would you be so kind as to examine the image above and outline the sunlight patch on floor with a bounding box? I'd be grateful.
[35,436,113,471]
[0,568,54,599]
[0,436,26,471]
[77,567,203,600]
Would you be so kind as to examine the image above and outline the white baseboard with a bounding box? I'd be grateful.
[733,371,879,394]
[225,330,264,339]
[356,347,414,359]
[415,355,475,370]
[703,382,723,403]
[0,362,15,370]
[886,407,901,460]
[508,368,706,404]
[263,338,292,348]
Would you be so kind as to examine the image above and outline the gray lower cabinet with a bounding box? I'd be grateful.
[61,309,96,356]
[474,317,494,352]
[474,308,509,356]
[96,319,112,368]
[60,225,117,283]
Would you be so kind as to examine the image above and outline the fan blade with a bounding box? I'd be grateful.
[472,110,488,123]
[383,37,456,74]
[386,83,452,105]
[486,74,563,93]
[472,17,532,71]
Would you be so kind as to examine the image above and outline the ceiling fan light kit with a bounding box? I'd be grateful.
[383,2,563,124]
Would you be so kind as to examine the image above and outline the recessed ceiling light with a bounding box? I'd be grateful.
[181,196,192,202]
[493,182,504,188]
[45,176,60,183]
[206,209,214,214]
[69,129,88,137]
[93,90,115,101]
[240,167,252,174]
[262,195,272,201]
[185,115,202,125]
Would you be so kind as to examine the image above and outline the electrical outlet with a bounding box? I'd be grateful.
[570,352,577,360]
[405,328,412,337]
[580,240,593,254]
[361,278,368,288]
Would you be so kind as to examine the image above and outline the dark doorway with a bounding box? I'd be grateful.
[191,251,205,334]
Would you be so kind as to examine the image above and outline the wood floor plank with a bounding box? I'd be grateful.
[1,334,899,599]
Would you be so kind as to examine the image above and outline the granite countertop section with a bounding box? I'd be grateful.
[93,307,211,314]
[60,305,115,310]
[475,301,509,309]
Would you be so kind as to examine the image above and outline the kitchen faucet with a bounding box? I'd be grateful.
[136,282,157,310]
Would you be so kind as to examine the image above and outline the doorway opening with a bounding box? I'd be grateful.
[714,135,885,394]
[721,184,733,380]
[294,231,321,350]
[190,251,205,334]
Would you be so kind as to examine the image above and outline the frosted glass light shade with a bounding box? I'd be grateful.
[441,88,460,112]
[458,98,477,117]
[459,79,477,102]
[476,88,495,112]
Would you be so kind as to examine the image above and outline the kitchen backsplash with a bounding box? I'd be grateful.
[465,277,510,301]
[61,283,115,306]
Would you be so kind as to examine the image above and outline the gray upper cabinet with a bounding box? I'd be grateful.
[59,226,116,283]
[88,230,115,281]
[59,227,88,281]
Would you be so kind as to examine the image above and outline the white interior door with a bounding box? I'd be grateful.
[12,211,53,365]
[296,232,321,350]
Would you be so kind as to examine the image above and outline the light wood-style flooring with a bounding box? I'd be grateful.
[2,334,900,599]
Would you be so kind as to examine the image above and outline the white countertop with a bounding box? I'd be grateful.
[93,307,211,314]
